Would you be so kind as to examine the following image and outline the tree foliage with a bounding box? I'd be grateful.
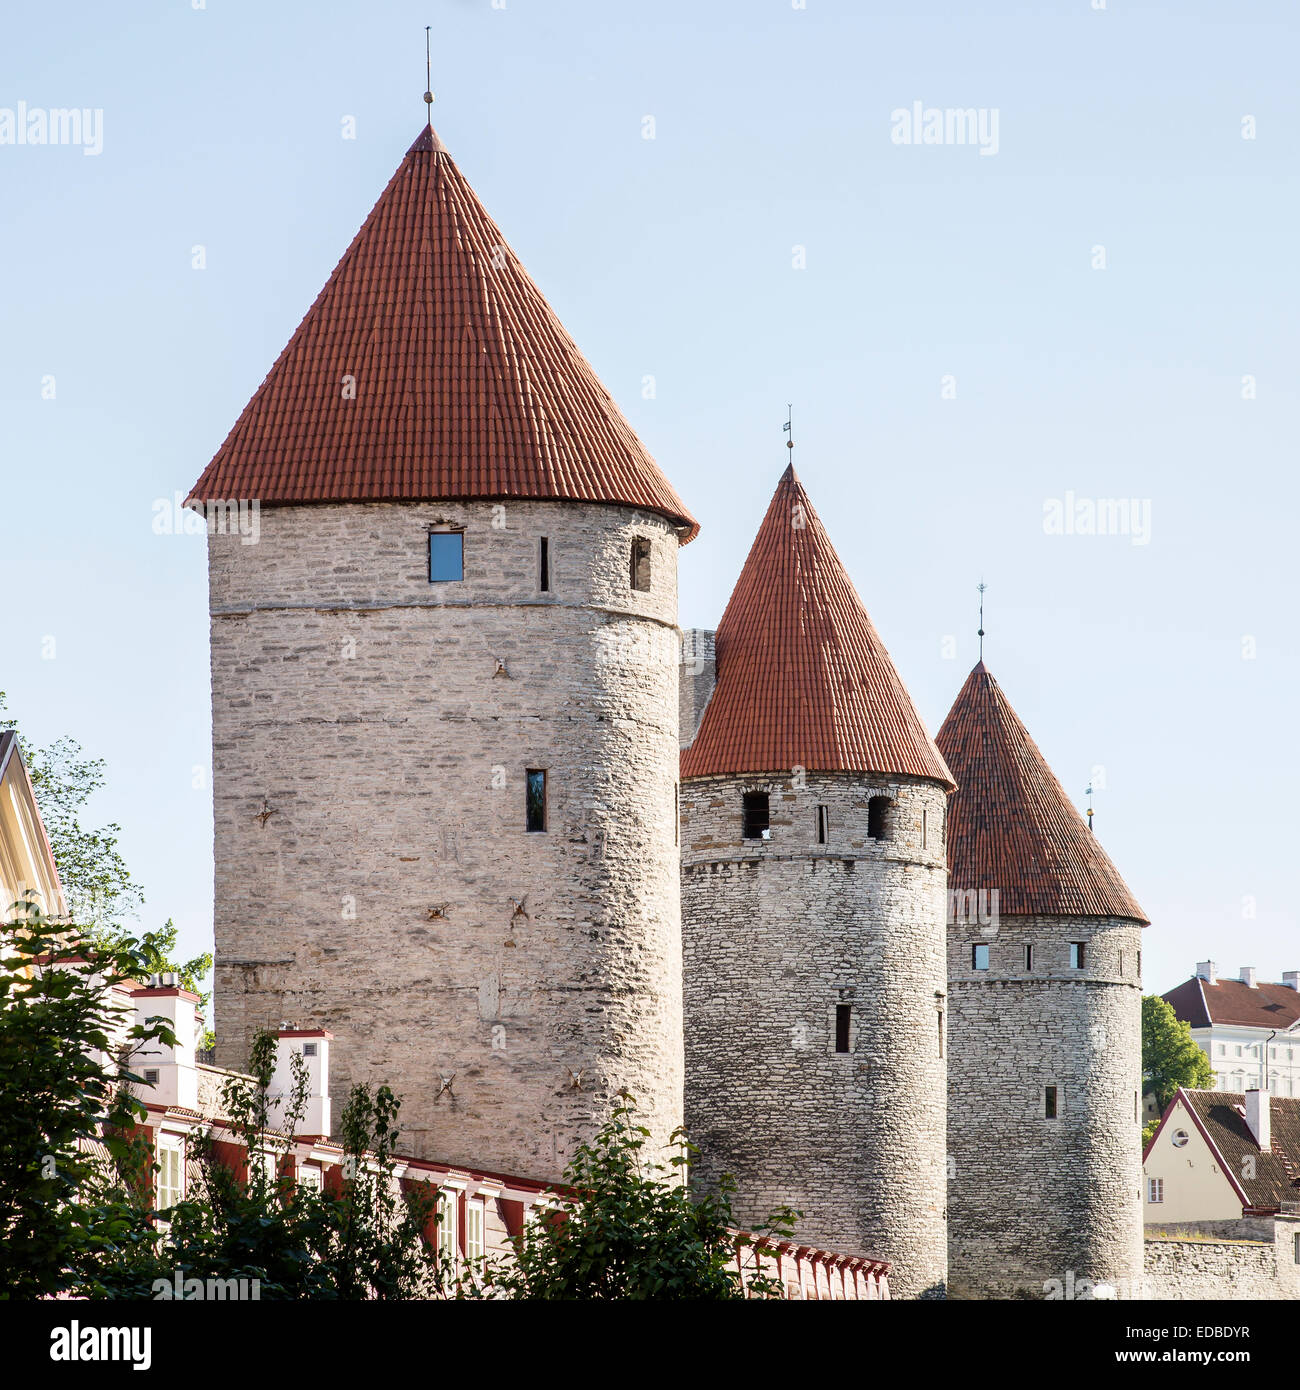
[0,693,211,1038]
[488,1100,797,1300]
[0,894,175,1299]
[1142,994,1214,1114]
[94,1029,447,1300]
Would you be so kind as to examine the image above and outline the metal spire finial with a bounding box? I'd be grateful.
[783,404,793,464]
[977,581,986,662]
[424,25,434,125]
[1085,781,1095,834]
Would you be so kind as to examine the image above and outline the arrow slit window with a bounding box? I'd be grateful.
[630,536,652,591]
[835,1004,852,1054]
[526,770,547,832]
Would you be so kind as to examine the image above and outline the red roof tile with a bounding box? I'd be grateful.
[680,466,953,785]
[936,662,1147,921]
[1177,1090,1300,1210]
[188,125,697,539]
[1164,977,1300,1031]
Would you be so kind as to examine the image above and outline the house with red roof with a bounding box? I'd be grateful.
[1143,1086,1300,1224]
[1162,961,1300,1098]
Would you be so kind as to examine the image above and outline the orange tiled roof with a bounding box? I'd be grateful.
[936,662,1147,921]
[680,466,953,785]
[188,126,697,539]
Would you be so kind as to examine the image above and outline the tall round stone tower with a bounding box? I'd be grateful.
[187,125,696,1181]
[679,466,954,1299]
[937,662,1147,1299]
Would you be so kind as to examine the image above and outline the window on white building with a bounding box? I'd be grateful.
[972,943,990,971]
[1148,1177,1164,1204]
[465,1200,485,1263]
[298,1165,323,1192]
[437,1191,459,1263]
[156,1138,183,1214]
[1172,1129,1189,1148]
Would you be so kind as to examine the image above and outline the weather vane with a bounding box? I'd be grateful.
[783,404,793,463]
[977,581,986,662]
[1085,781,1095,834]
[424,25,434,126]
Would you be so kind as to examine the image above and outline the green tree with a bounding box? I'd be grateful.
[142,1029,444,1300]
[0,694,211,1039]
[1142,994,1213,1115]
[0,893,176,1299]
[0,695,142,934]
[489,1099,797,1300]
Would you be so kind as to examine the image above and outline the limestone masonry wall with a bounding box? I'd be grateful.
[207,499,685,1183]
[947,911,1145,1298]
[681,770,950,1299]
[1143,1217,1300,1299]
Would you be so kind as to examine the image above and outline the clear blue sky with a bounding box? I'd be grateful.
[2,0,1296,1006]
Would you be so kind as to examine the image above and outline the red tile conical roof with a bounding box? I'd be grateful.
[188,126,697,538]
[680,466,953,785]
[936,663,1147,921]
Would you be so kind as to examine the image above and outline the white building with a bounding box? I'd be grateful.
[1162,962,1300,1096]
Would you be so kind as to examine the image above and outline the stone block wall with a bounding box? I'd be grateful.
[1143,1217,1300,1299]
[947,911,1145,1298]
[677,628,715,748]
[681,770,950,1299]
[206,498,685,1183]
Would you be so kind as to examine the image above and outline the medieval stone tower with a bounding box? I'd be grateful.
[679,466,954,1299]
[188,126,695,1181]
[937,662,1146,1299]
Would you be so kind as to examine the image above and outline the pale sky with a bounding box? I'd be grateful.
[2,0,1296,1006]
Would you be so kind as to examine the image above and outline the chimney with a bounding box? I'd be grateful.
[271,1029,333,1138]
[1245,1088,1271,1151]
[1196,960,1218,985]
[1283,972,1300,992]
[1240,966,1257,989]
[679,628,717,750]
[129,981,199,1109]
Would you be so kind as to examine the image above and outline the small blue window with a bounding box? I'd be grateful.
[429,531,464,582]
[972,943,990,970]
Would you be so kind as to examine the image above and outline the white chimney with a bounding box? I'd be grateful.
[130,983,199,1109]
[1240,966,1257,989]
[1245,1088,1270,1150]
[270,1029,332,1138]
[1283,972,1300,992]
[1196,960,1218,984]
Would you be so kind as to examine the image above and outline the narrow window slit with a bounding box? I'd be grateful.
[526,769,547,832]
